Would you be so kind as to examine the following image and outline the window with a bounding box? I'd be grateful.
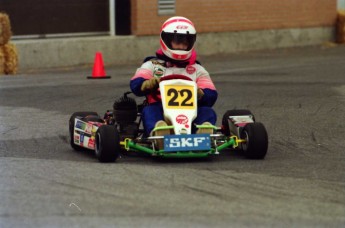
[158,0,175,15]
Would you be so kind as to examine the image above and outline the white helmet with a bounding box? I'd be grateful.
[160,16,197,61]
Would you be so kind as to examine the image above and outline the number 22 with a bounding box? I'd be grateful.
[167,88,193,106]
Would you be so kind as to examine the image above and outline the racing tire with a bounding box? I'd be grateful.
[240,122,268,159]
[95,125,120,163]
[222,109,255,136]
[69,111,99,151]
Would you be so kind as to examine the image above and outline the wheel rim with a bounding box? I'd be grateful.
[241,131,249,151]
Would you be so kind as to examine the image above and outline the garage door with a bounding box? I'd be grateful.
[1,0,110,37]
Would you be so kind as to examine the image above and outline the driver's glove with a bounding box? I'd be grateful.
[141,77,160,92]
[197,88,204,100]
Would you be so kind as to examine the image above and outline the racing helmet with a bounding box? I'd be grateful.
[160,16,197,61]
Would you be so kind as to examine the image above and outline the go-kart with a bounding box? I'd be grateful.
[69,75,268,162]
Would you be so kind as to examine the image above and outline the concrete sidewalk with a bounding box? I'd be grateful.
[13,26,334,72]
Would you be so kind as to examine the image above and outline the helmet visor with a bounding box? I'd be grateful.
[161,32,196,51]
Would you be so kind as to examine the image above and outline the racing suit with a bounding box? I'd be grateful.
[130,49,218,136]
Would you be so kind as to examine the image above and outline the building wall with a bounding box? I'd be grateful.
[131,0,337,35]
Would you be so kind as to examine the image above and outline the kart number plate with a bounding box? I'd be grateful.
[164,134,211,152]
[163,85,195,109]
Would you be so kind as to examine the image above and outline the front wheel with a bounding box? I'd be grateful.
[240,123,268,159]
[95,125,120,163]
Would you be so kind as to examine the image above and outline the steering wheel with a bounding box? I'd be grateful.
[151,75,193,102]
[159,74,193,82]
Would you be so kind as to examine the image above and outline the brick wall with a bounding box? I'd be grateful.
[131,0,337,35]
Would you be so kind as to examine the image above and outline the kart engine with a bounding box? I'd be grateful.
[113,92,138,138]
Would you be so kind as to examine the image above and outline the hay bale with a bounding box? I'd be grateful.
[0,46,5,74]
[2,43,18,74]
[0,12,12,45]
[336,10,345,44]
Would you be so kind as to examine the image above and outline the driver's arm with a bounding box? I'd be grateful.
[130,62,155,96]
[196,66,218,107]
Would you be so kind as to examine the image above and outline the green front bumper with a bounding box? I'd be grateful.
[121,136,243,158]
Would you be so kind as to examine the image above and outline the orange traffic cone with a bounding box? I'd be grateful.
[87,52,111,79]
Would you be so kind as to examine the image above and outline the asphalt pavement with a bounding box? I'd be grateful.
[0,45,345,227]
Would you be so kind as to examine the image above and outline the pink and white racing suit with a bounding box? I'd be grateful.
[130,49,218,135]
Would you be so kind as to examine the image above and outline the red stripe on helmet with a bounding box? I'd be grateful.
[161,18,194,30]
[171,52,188,60]
[160,39,168,50]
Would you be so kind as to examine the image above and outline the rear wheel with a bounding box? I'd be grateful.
[240,122,268,159]
[69,111,99,151]
[95,125,120,163]
[222,109,254,136]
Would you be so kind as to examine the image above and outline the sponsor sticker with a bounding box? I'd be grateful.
[176,25,188,29]
[164,134,211,152]
[176,114,189,128]
[88,138,95,149]
[186,65,196,74]
[76,120,86,131]
[92,126,98,137]
[154,67,164,77]
[176,114,188,124]
[74,135,80,144]
[80,134,84,145]
[85,123,93,134]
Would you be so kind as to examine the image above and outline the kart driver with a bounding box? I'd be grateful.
[130,16,218,149]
